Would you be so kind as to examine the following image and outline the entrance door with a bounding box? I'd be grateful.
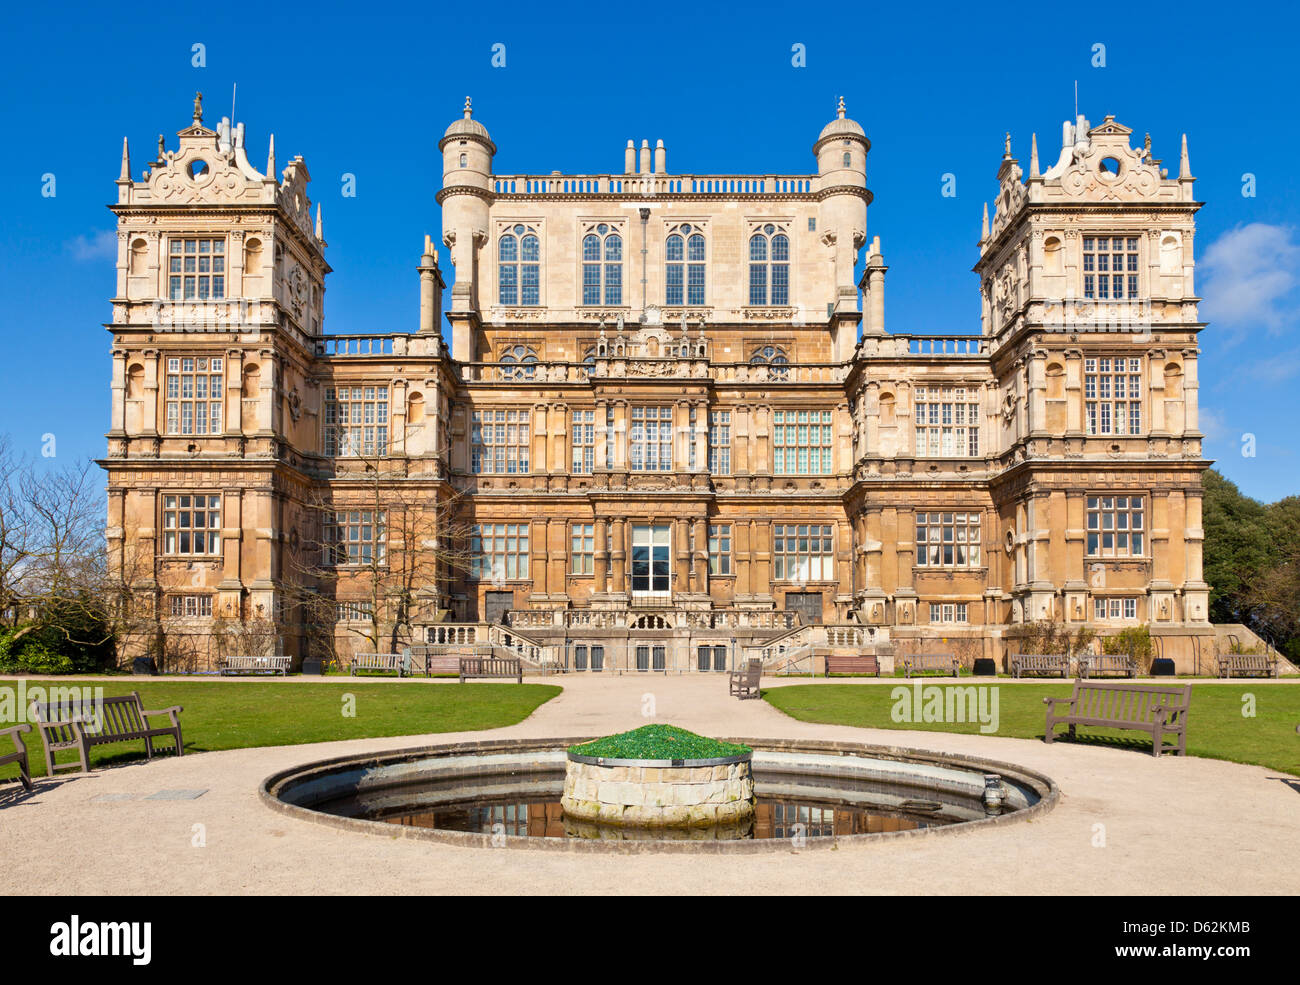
[785,592,823,625]
[631,524,671,596]
[697,645,728,672]
[484,591,513,625]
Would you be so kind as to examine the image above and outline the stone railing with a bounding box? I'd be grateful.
[457,359,848,385]
[316,333,442,358]
[491,173,816,197]
[858,334,988,359]
[507,607,800,633]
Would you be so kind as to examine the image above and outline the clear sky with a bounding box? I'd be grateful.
[2,2,1298,500]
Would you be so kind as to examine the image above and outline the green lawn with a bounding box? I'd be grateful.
[0,679,560,780]
[764,682,1300,777]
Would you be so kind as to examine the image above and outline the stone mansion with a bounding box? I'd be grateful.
[101,95,1213,672]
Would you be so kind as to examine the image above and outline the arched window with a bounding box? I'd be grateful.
[748,225,789,305]
[581,347,596,378]
[842,151,852,168]
[749,344,790,378]
[498,224,540,305]
[459,153,467,168]
[665,224,705,306]
[499,344,538,380]
[582,224,623,305]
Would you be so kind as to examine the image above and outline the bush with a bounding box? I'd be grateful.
[1102,625,1155,672]
[0,598,115,674]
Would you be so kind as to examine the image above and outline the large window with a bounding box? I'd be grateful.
[571,523,594,574]
[665,225,705,306]
[631,524,671,594]
[498,225,540,306]
[165,357,223,435]
[708,411,731,474]
[914,386,980,457]
[168,238,225,300]
[630,407,673,471]
[1085,357,1142,436]
[323,510,386,566]
[1083,236,1139,300]
[162,494,221,556]
[748,226,790,305]
[773,523,834,581]
[336,600,375,622]
[323,386,389,457]
[571,409,595,474]
[915,512,982,567]
[773,410,833,475]
[582,225,623,306]
[470,523,529,580]
[471,409,530,474]
[1086,495,1145,557]
[708,524,732,575]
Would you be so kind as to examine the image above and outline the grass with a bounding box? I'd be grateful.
[764,682,1300,777]
[0,679,560,780]
[570,724,750,761]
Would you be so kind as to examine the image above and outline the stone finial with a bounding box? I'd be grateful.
[315,203,323,239]
[119,137,130,181]
[1144,132,1152,161]
[981,202,990,241]
[464,96,473,119]
[266,133,276,183]
[1030,133,1039,177]
[1004,131,1012,157]
[1179,133,1191,178]
[157,133,165,159]
[193,91,203,124]
[837,96,846,119]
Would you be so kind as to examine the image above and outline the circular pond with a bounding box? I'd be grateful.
[260,736,1058,853]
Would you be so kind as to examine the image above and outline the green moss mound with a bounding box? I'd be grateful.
[569,724,750,761]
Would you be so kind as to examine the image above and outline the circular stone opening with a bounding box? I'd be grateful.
[261,736,1059,852]
[562,725,756,829]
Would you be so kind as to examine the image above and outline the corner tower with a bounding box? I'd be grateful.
[814,97,870,359]
[438,97,495,361]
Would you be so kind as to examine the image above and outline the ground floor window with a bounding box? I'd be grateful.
[470,523,529,581]
[168,594,211,617]
[636,644,666,672]
[697,645,728,672]
[773,524,834,582]
[1094,597,1138,620]
[929,602,968,624]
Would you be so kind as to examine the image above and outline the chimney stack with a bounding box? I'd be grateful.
[639,139,651,174]
[654,139,666,173]
[624,139,635,174]
[418,235,445,336]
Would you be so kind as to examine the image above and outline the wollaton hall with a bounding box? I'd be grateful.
[100,94,1212,673]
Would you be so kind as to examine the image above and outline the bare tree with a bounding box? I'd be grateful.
[283,449,475,665]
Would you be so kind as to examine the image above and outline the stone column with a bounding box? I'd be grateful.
[611,517,626,593]
[593,517,608,593]
[674,517,690,593]
[693,517,708,594]
[110,350,127,434]
[143,350,160,435]
[531,518,548,595]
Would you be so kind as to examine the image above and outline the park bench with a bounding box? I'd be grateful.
[1078,654,1137,679]
[1044,680,1191,757]
[729,659,762,699]
[1010,653,1071,679]
[902,652,959,678]
[29,692,184,775]
[1216,653,1278,678]
[404,647,465,677]
[459,656,523,683]
[220,655,291,676]
[350,652,407,677]
[1,724,32,791]
[824,654,880,677]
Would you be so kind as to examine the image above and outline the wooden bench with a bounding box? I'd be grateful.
[1217,653,1278,678]
[350,652,407,676]
[220,655,291,676]
[405,647,467,677]
[1079,654,1137,678]
[29,692,184,775]
[729,659,762,699]
[1,724,32,791]
[1011,653,1071,679]
[902,652,959,678]
[824,654,880,677]
[1044,681,1191,757]
[459,656,523,683]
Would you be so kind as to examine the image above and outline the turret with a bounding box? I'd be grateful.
[438,97,495,356]
[813,97,871,357]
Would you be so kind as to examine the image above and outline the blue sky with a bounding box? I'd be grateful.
[2,3,1298,500]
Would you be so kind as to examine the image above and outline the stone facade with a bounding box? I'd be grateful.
[100,94,1213,672]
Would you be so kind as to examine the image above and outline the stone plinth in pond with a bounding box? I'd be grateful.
[560,725,756,829]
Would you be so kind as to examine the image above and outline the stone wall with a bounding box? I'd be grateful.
[561,757,755,828]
